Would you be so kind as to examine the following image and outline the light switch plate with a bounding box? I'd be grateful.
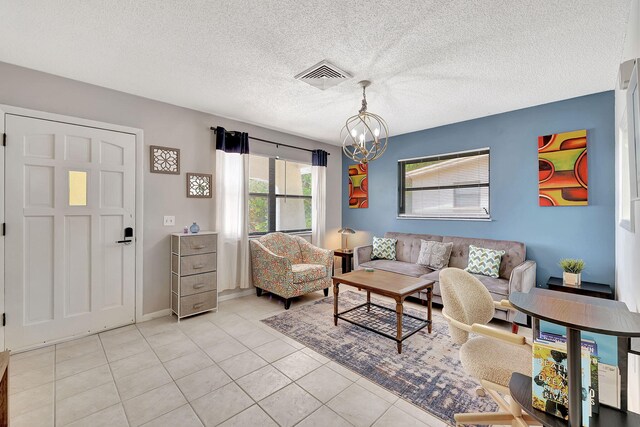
[163,216,175,226]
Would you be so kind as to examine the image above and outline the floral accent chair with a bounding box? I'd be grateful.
[250,232,334,309]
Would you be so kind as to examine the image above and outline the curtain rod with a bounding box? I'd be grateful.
[210,127,330,155]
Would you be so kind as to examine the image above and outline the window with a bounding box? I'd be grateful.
[249,154,312,235]
[68,170,87,206]
[398,149,490,219]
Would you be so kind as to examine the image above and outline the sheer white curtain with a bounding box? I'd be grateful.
[312,150,328,247]
[214,128,250,291]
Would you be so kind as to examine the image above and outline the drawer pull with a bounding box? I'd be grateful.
[193,264,204,269]
[193,283,206,289]
[193,245,206,249]
[193,302,205,309]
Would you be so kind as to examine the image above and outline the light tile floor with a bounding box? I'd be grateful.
[9,287,522,426]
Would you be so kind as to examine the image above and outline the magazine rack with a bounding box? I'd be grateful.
[509,288,640,427]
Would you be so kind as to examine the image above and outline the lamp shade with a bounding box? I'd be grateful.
[338,228,356,235]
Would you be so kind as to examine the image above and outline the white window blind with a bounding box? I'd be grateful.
[398,149,490,219]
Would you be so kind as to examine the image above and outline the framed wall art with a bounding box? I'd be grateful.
[186,173,213,198]
[348,163,368,208]
[150,145,180,174]
[538,129,588,206]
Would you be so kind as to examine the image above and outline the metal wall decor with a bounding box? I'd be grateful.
[341,80,389,164]
[186,173,213,198]
[150,145,180,174]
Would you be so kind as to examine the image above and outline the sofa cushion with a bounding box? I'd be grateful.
[417,240,453,269]
[419,270,508,297]
[385,232,443,263]
[420,270,441,282]
[291,264,326,283]
[465,245,505,278]
[443,236,525,280]
[360,260,433,278]
[372,237,397,260]
[259,232,303,264]
[474,274,509,296]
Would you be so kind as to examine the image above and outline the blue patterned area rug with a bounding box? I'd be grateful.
[261,291,498,425]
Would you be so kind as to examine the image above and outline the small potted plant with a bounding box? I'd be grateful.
[559,258,585,287]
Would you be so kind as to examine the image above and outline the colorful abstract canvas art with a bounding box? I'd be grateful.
[348,164,368,208]
[538,129,588,206]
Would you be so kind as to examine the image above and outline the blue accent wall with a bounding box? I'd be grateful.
[342,91,615,288]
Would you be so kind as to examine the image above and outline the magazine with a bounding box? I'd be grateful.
[532,341,591,426]
[537,333,599,414]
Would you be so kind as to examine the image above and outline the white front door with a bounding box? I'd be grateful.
[4,114,136,350]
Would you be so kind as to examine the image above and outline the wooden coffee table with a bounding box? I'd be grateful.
[332,270,433,354]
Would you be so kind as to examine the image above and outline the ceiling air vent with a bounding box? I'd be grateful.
[295,60,352,90]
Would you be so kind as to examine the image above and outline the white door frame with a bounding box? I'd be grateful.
[0,105,144,350]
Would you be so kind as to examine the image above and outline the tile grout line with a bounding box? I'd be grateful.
[53,334,130,427]
[294,404,356,427]
[97,333,132,427]
[134,322,207,427]
[369,405,395,427]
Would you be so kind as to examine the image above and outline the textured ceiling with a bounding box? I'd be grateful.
[0,1,632,144]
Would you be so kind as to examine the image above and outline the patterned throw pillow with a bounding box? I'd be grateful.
[465,245,505,278]
[372,237,397,260]
[416,240,453,270]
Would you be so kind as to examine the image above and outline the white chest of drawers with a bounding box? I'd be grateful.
[171,232,218,319]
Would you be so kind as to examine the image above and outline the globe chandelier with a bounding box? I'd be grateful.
[341,80,389,164]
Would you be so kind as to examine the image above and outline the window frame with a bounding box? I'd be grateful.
[397,148,491,220]
[249,156,313,236]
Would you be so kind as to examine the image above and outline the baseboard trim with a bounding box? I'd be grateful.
[138,308,172,323]
[218,288,255,302]
[137,290,256,321]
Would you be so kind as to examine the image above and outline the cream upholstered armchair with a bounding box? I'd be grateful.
[250,232,333,309]
[439,268,537,427]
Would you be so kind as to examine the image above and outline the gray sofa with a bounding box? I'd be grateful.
[353,232,536,322]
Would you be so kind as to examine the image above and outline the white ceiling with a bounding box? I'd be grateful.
[0,1,632,144]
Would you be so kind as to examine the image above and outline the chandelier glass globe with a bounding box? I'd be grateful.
[341,80,389,164]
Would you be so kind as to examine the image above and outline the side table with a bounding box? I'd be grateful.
[333,249,354,274]
[543,276,614,300]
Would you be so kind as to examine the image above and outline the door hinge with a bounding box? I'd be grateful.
[2,314,5,327]
[2,133,5,147]
[1,223,4,236]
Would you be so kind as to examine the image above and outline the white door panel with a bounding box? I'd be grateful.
[5,114,136,350]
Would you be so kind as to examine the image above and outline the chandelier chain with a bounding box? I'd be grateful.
[359,85,368,114]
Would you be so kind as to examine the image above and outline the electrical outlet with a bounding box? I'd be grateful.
[163,216,175,226]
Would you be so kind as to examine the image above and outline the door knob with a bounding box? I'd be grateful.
[117,227,134,245]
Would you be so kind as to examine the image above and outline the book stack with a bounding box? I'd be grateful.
[532,331,621,426]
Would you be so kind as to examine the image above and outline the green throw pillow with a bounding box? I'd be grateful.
[372,237,397,260]
[465,245,505,278]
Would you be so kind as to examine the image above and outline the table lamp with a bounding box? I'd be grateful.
[338,227,356,251]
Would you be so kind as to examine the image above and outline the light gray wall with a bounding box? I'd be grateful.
[0,61,342,315]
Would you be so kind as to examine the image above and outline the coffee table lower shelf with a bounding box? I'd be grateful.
[509,372,640,427]
[334,302,431,352]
